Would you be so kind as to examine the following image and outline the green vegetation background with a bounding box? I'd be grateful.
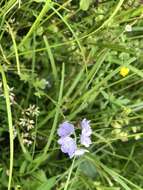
[0,0,143,189]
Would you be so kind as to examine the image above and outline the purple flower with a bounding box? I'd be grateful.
[81,118,92,136]
[57,121,74,137]
[80,118,92,147]
[80,135,92,147]
[57,118,92,158]
[58,136,77,158]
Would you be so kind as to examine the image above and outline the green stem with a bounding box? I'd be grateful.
[6,22,21,75]
[43,62,65,154]
[43,35,58,83]
[0,65,14,190]
[64,157,76,190]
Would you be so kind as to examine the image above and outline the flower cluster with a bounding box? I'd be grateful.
[17,104,40,146]
[22,104,40,117]
[0,82,16,105]
[57,119,92,158]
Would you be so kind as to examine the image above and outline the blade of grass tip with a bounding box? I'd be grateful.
[43,35,58,83]
[0,64,14,190]
[49,4,86,70]
[18,0,51,48]
[6,22,21,75]
[64,157,76,190]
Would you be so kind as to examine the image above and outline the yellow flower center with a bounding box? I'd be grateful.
[120,66,129,77]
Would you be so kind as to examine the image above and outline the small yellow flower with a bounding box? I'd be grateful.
[120,66,129,77]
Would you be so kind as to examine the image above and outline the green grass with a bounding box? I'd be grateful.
[0,0,143,190]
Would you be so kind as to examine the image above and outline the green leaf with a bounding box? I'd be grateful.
[37,177,56,190]
[79,160,97,179]
[20,73,30,83]
[32,170,47,183]
[80,0,91,11]
[34,78,47,90]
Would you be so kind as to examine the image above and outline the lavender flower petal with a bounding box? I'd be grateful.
[81,118,92,136]
[57,121,74,137]
[58,136,77,158]
[80,134,92,147]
